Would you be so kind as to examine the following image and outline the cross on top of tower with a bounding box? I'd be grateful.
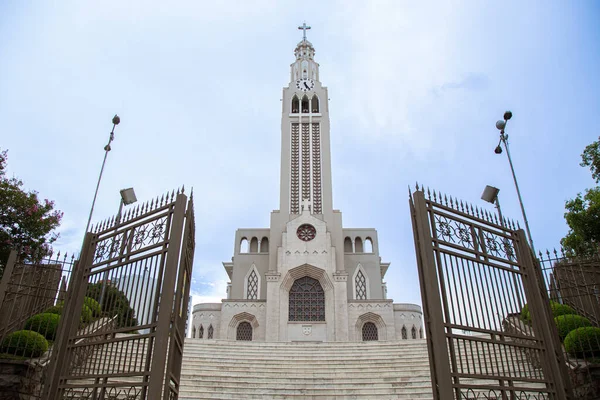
[298,22,311,41]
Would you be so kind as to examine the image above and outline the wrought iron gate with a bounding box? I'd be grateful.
[410,187,573,400]
[43,190,194,400]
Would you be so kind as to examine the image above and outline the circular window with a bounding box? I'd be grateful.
[297,224,316,241]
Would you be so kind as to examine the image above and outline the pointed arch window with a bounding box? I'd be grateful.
[301,95,309,113]
[419,328,423,339]
[199,325,204,339]
[208,325,214,339]
[401,325,407,340]
[289,276,325,321]
[236,321,253,341]
[192,326,196,338]
[411,326,417,339]
[353,264,369,300]
[245,265,260,300]
[311,95,319,113]
[292,95,299,113]
[362,322,378,341]
[355,270,367,300]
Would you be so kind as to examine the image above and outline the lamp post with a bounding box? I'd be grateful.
[494,111,536,255]
[84,115,121,235]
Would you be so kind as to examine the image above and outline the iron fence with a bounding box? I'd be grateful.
[539,250,600,399]
[0,249,76,399]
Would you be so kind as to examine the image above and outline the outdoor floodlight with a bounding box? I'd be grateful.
[496,120,506,131]
[503,110,512,120]
[481,185,500,204]
[494,145,503,154]
[120,187,137,205]
[112,114,121,125]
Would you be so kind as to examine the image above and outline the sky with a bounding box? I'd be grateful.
[1,1,599,329]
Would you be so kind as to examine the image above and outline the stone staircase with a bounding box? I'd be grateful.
[179,339,434,400]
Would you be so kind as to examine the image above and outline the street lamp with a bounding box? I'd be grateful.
[84,115,121,235]
[116,187,137,225]
[481,185,505,227]
[493,111,536,255]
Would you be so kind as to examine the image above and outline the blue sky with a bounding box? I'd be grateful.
[1,1,599,315]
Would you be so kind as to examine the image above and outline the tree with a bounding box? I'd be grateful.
[0,149,63,275]
[561,138,600,256]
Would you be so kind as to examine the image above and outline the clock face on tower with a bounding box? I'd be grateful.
[296,78,315,92]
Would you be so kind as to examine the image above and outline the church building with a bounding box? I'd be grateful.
[192,26,423,342]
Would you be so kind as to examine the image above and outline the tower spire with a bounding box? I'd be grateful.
[298,22,311,41]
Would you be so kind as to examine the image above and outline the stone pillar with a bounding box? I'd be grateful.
[333,272,349,341]
[265,272,281,341]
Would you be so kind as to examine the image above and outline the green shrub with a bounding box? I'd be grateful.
[565,327,600,358]
[44,304,63,315]
[555,315,592,341]
[0,330,48,358]
[80,305,93,324]
[521,301,577,323]
[24,313,60,340]
[84,297,102,317]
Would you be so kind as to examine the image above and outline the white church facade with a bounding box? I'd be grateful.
[192,28,423,343]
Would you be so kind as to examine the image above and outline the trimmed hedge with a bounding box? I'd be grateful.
[44,299,95,323]
[0,330,48,358]
[521,301,576,323]
[565,327,600,358]
[24,313,60,340]
[84,297,102,317]
[44,304,63,315]
[554,315,592,341]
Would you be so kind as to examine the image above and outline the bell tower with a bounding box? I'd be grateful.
[279,23,334,219]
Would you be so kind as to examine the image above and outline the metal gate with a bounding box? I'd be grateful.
[43,189,194,400]
[410,187,573,399]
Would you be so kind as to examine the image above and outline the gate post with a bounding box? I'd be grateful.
[0,250,17,309]
[149,193,187,399]
[410,191,453,400]
[515,230,574,400]
[43,232,96,400]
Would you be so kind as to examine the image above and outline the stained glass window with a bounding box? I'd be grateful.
[247,269,259,300]
[362,322,378,341]
[289,276,325,321]
[401,326,407,340]
[199,325,204,339]
[236,321,253,341]
[355,269,367,300]
[208,325,214,339]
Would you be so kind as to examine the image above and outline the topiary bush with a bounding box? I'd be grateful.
[521,301,577,323]
[0,330,48,358]
[84,296,102,317]
[44,304,63,315]
[555,314,592,341]
[565,327,600,358]
[24,313,60,340]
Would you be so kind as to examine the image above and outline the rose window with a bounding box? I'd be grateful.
[297,224,316,241]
